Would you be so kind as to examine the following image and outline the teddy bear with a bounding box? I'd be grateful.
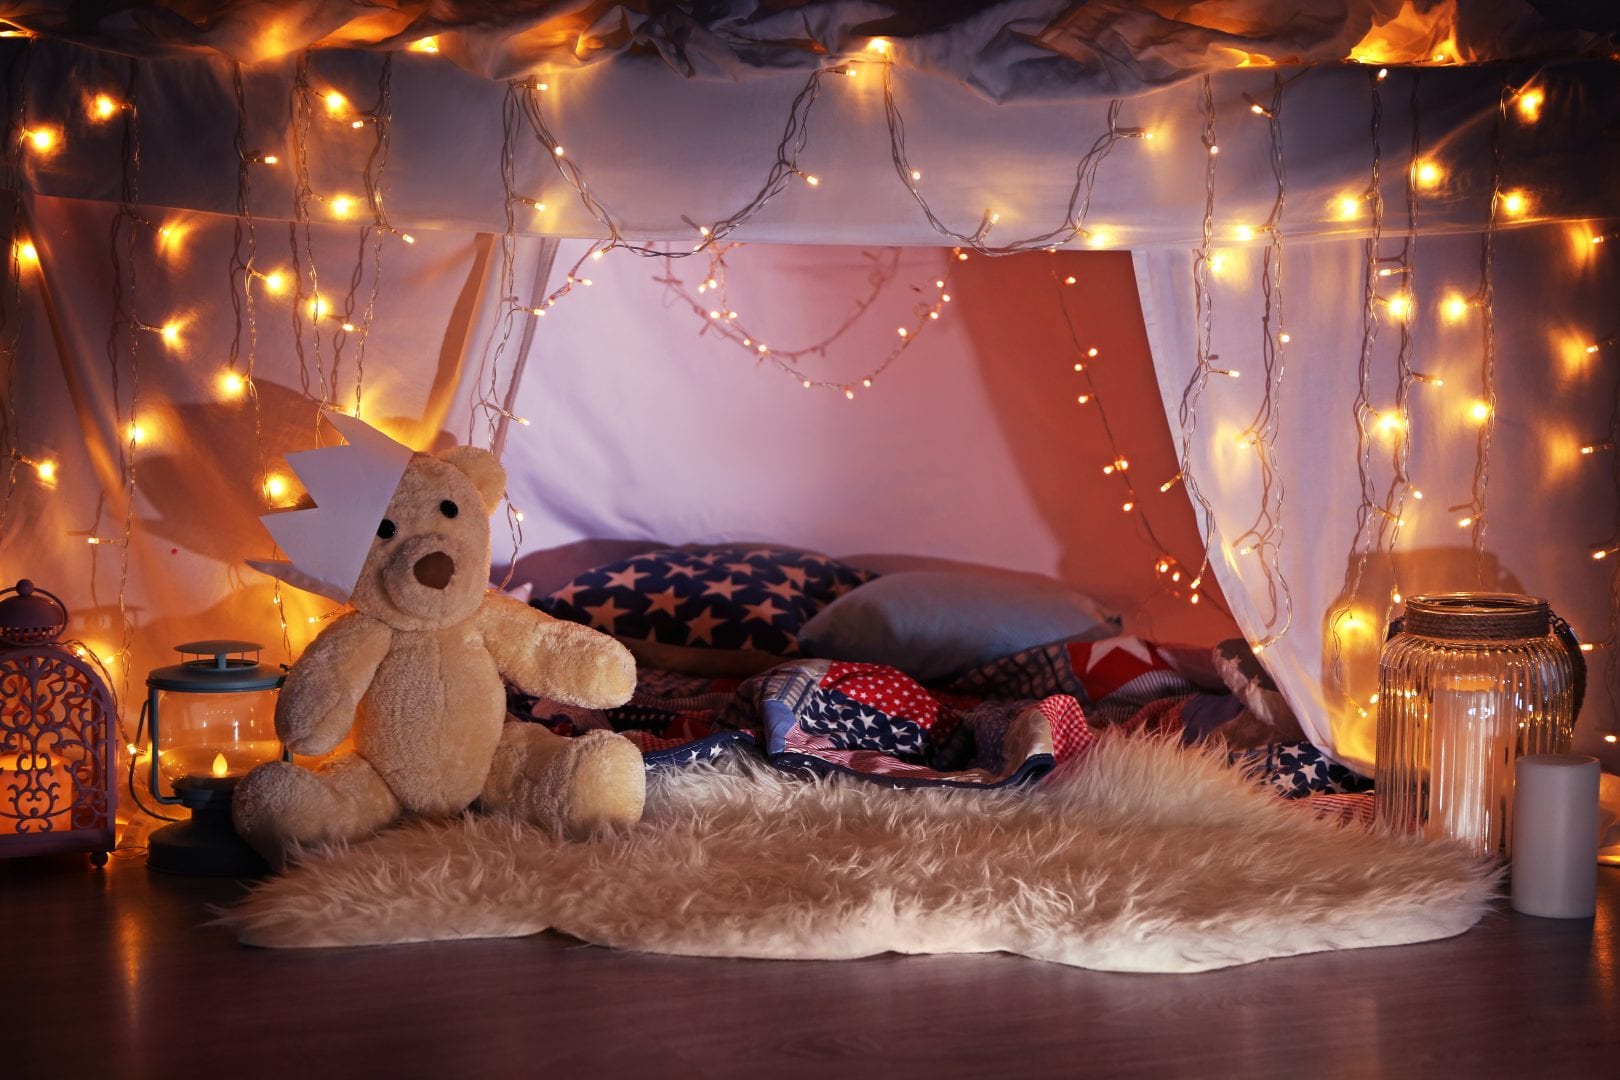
[232,413,644,867]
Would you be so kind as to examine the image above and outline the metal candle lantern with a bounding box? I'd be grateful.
[0,580,117,866]
[1375,593,1582,859]
[144,640,284,876]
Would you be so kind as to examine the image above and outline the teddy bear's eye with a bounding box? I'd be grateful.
[439,500,459,519]
[377,519,397,540]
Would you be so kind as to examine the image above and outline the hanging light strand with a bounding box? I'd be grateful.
[1461,84,1510,576]
[513,66,828,261]
[288,52,393,432]
[1230,70,1295,648]
[1047,256,1228,616]
[97,58,145,741]
[1375,73,1427,634]
[881,59,1134,255]
[0,38,35,530]
[655,243,954,396]
[1172,75,1223,606]
[228,63,296,662]
[1328,66,1390,702]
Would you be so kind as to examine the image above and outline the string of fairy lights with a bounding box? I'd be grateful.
[1171,75,1224,615]
[0,29,1615,752]
[1047,258,1229,616]
[1229,71,1294,647]
[655,243,958,397]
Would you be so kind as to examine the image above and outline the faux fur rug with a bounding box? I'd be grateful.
[221,736,1499,972]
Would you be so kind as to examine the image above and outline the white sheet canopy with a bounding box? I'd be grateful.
[2,2,1618,772]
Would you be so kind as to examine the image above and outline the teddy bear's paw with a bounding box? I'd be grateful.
[556,730,646,841]
[232,757,402,868]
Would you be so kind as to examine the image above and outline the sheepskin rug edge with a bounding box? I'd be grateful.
[219,735,1500,973]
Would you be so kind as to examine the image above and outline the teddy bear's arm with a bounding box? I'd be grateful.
[478,592,637,709]
[276,611,394,755]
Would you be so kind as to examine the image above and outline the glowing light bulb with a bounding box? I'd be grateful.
[802,173,820,187]
[897,327,908,338]
[1442,293,1471,322]
[159,323,180,346]
[1076,394,1091,405]
[1064,276,1077,285]
[34,460,56,483]
[1516,88,1544,122]
[260,269,288,295]
[1336,195,1362,220]
[15,240,38,267]
[91,93,121,120]
[259,154,279,165]
[1469,400,1492,423]
[1413,160,1443,187]
[1501,190,1529,217]
[1207,144,1220,156]
[219,371,248,398]
[1209,253,1228,275]
[866,37,892,56]
[25,127,58,152]
[910,169,921,182]
[263,474,288,501]
[1279,332,1291,343]
[308,296,329,320]
[408,36,441,54]
[1386,293,1412,320]
[1122,501,1134,512]
[323,91,349,116]
[553,145,566,157]
[1458,515,1475,528]
[1235,225,1255,242]
[127,422,146,445]
[330,195,355,219]
[845,388,855,400]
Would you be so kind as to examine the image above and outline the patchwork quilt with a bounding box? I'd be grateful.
[509,635,1373,812]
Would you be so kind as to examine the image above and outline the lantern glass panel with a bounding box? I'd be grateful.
[155,686,280,787]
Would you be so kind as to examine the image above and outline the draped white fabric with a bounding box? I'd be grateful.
[1136,228,1619,770]
[1,31,1617,770]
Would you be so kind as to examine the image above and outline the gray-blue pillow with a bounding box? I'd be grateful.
[798,570,1121,682]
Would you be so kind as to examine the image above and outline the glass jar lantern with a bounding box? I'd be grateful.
[0,580,116,866]
[1375,593,1582,859]
[144,640,283,876]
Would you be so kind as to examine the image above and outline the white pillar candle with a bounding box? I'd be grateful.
[1510,754,1601,919]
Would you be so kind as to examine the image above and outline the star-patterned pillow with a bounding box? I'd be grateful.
[535,546,875,676]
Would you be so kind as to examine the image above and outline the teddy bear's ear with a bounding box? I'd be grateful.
[437,446,507,515]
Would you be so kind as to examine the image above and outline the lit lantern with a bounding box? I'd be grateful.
[0,580,117,866]
[144,640,284,876]
[1375,594,1582,859]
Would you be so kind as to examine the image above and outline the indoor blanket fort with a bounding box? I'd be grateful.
[1,8,1618,1071]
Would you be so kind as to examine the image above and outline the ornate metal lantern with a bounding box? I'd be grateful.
[0,579,117,866]
[145,640,284,876]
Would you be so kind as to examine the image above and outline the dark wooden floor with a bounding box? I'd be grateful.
[5,849,1618,1079]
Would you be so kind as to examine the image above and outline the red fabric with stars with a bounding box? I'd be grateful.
[821,662,942,730]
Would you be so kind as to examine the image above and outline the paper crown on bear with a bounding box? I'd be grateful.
[246,410,416,603]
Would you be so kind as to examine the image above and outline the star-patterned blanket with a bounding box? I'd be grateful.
[509,634,1374,800]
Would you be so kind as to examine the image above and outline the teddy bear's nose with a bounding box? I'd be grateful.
[413,551,455,590]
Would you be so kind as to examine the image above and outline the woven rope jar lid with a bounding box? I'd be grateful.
[1402,592,1550,641]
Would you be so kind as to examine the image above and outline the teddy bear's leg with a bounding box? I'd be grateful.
[480,722,646,840]
[233,753,403,868]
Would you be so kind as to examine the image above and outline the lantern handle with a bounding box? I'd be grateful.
[1549,611,1586,723]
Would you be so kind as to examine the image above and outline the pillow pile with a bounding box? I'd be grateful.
[536,545,873,676]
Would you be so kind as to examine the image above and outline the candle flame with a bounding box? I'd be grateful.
[211,752,229,778]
